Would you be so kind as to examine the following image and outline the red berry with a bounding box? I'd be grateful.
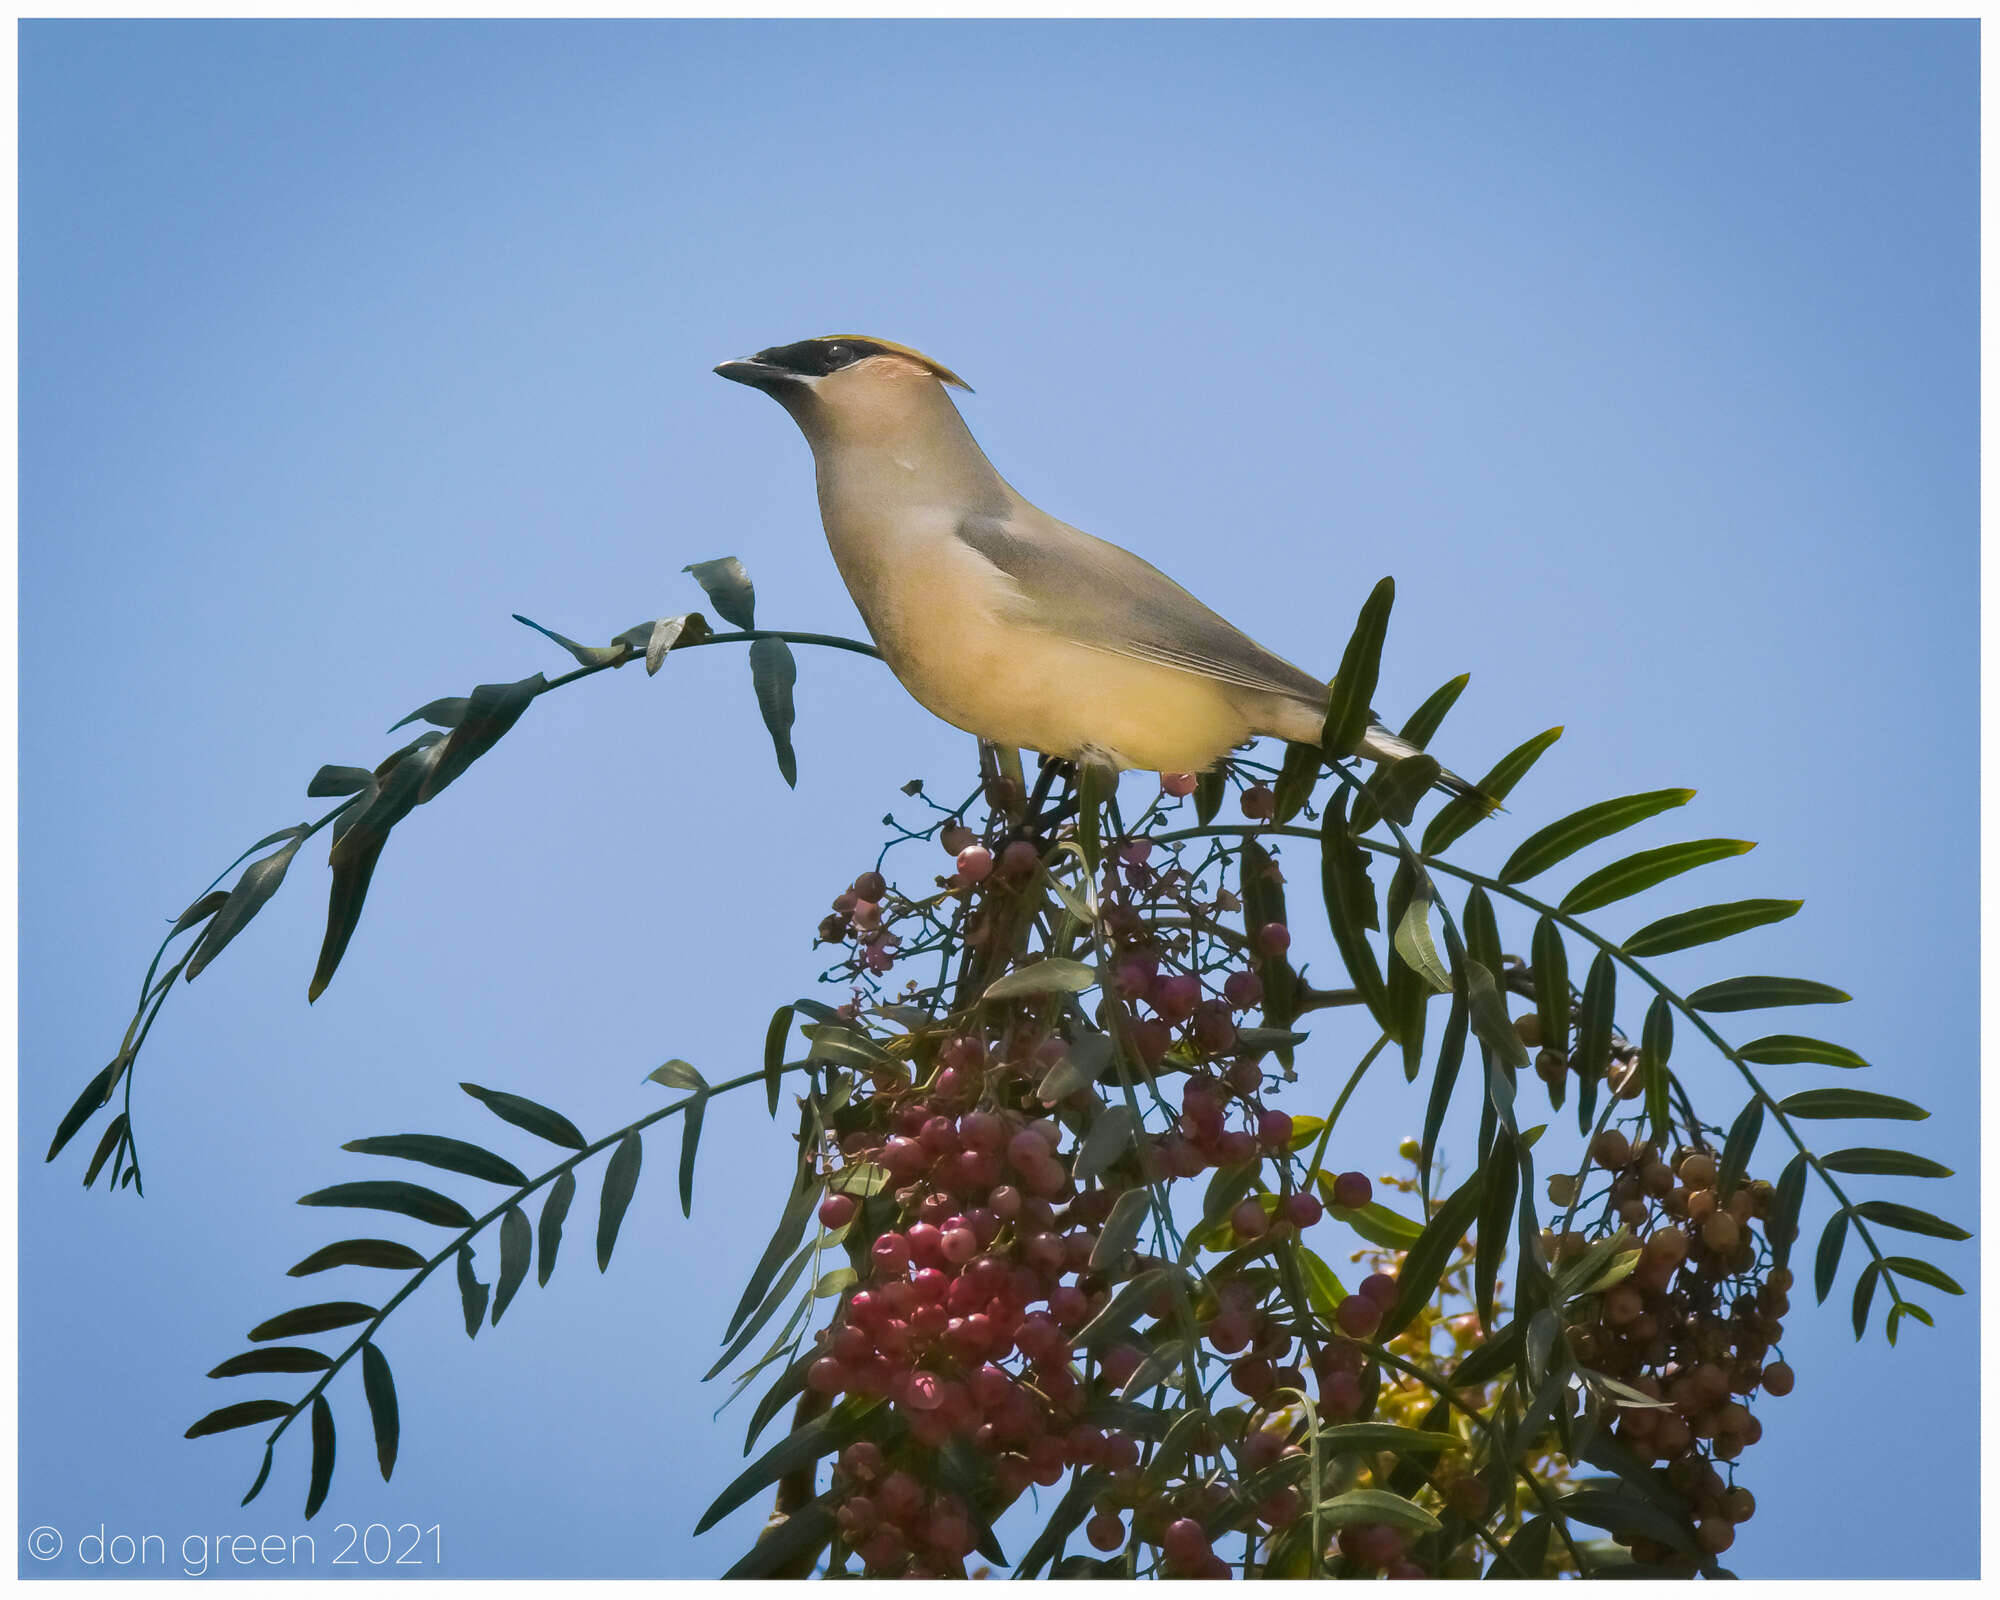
[1320,1367,1363,1417]
[1335,1293,1383,1339]
[807,1357,847,1394]
[852,870,886,901]
[1282,1192,1323,1228]
[1086,1512,1126,1552]
[956,845,995,883]
[1152,973,1202,1021]
[1223,969,1264,1010]
[1130,1019,1174,1064]
[1001,840,1041,878]
[1253,921,1291,957]
[1239,785,1275,821]
[1257,1109,1294,1149]
[819,1193,857,1230]
[1163,1517,1210,1567]
[1160,772,1198,797]
[1230,1198,1269,1239]
[1332,1170,1373,1209]
[1359,1271,1399,1308]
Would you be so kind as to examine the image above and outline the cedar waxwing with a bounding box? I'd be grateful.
[716,335,1478,796]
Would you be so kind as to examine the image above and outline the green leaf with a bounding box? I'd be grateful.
[340,1134,528,1187]
[185,832,307,981]
[1392,886,1451,994]
[1399,672,1470,752]
[387,695,468,732]
[307,764,375,798]
[361,1344,398,1481]
[299,1180,473,1230]
[241,1445,275,1507]
[1271,740,1323,825]
[207,1347,334,1378]
[597,1130,644,1270]
[1531,916,1569,1061]
[537,1171,575,1287]
[1624,897,1802,957]
[309,737,447,1000]
[764,1006,793,1117]
[1382,1172,1481,1339]
[1194,768,1226,826]
[1322,1197,1426,1250]
[1296,1246,1346,1316]
[1475,1130,1518,1329]
[1091,1188,1151,1270]
[679,1097,705,1218]
[249,1302,377,1343]
[1814,1210,1849,1302]
[694,1400,876,1534]
[1495,1514,1550,1578]
[1881,1257,1964,1295]
[1736,1035,1868,1068]
[1422,726,1564,855]
[1851,1201,1970,1241]
[1819,1147,1953,1179]
[186,1399,294,1439]
[492,1206,532,1325]
[725,1177,822,1341]
[1574,951,1615,1137]
[456,1244,489,1336]
[1686,975,1851,1012]
[1717,1098,1764,1200]
[1374,753,1441,828]
[1010,1469,1102,1580]
[1465,960,1531,1075]
[683,556,758,630]
[304,1394,335,1520]
[1771,1151,1808,1269]
[1320,789,1391,1031]
[1779,1089,1929,1121]
[983,957,1097,1000]
[748,636,798,787]
[1075,1105,1139,1181]
[1321,1487,1441,1535]
[1420,993,1469,1193]
[511,614,628,668]
[722,1503,836,1580]
[1076,1266,1179,1348]
[288,1239,427,1277]
[416,672,545,804]
[639,611,713,674]
[1321,576,1395,759]
[460,1083,587,1150]
[649,1059,707,1092]
[1852,1258,1881,1339]
[1640,996,1673,1148]
[83,1114,127,1188]
[1560,838,1755,915]
[1499,789,1696,885]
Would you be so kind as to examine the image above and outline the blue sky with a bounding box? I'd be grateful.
[20,20,1976,1579]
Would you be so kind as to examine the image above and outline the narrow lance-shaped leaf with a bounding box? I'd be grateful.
[1815,1210,1849,1303]
[1419,993,1469,1198]
[537,1170,576,1288]
[299,1180,474,1230]
[1530,916,1569,1062]
[748,636,798,787]
[1770,1151,1808,1270]
[649,1059,707,1093]
[511,614,628,668]
[186,1399,294,1439]
[1075,1105,1139,1182]
[1374,752,1441,828]
[1881,1257,1964,1295]
[679,1097,705,1218]
[1194,768,1225,826]
[1819,1147,1953,1179]
[1779,1088,1929,1121]
[304,1394,335,1520]
[416,672,545,804]
[1475,1130,1518,1331]
[1392,885,1450,995]
[1717,1097,1764,1199]
[361,1343,398,1481]
[1574,950,1615,1136]
[83,1114,127,1188]
[1687,975,1851,1012]
[1321,576,1395,760]
[1271,740,1322,826]
[310,739,445,1001]
[456,1244,489,1337]
[643,611,713,674]
[1422,725,1564,855]
[1381,1171,1481,1339]
[340,1134,528,1187]
[725,1176,822,1340]
[1851,1201,1970,1241]
[461,1082,587,1150]
[1559,837,1755,915]
[764,1005,793,1117]
[683,556,757,629]
[1640,996,1673,1147]
[598,1130,644,1270]
[388,695,468,732]
[185,831,307,981]
[1852,1259,1882,1340]
[1499,789,1696,885]
[491,1206,532,1324]
[208,1346,335,1378]
[1736,1035,1868,1068]
[1624,897,1802,959]
[1319,790,1391,1032]
[1398,672,1470,753]
[47,1059,121,1163]
[289,1239,428,1276]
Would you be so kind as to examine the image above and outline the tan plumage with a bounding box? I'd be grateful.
[715,335,1472,790]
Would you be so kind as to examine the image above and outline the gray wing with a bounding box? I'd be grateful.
[955,509,1327,705]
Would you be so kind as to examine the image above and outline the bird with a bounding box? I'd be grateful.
[715,334,1480,800]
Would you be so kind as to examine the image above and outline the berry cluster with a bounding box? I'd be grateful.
[1546,1127,1790,1571]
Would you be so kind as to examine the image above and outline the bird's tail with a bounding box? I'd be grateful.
[1356,724,1501,815]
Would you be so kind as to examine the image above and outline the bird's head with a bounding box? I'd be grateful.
[714,336,971,446]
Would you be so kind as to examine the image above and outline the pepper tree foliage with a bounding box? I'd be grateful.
[50,560,1966,1578]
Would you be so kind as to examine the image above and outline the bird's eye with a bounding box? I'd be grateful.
[821,342,854,370]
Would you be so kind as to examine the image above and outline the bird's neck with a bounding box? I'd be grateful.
[804,382,1013,526]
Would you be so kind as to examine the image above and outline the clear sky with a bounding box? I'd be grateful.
[20,20,1976,1580]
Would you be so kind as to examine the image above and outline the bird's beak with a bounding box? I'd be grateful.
[713,357,800,392]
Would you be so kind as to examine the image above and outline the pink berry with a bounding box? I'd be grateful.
[1160,772,1198,797]
[1000,839,1041,878]
[1253,921,1292,957]
[1222,969,1264,1010]
[1335,1293,1383,1339]
[956,845,994,883]
[1257,1109,1294,1149]
[1152,972,1202,1021]
[1163,1517,1211,1567]
[1359,1272,1399,1308]
[1086,1511,1126,1552]
[1239,785,1275,821]
[1282,1192,1323,1228]
[1230,1198,1269,1239]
